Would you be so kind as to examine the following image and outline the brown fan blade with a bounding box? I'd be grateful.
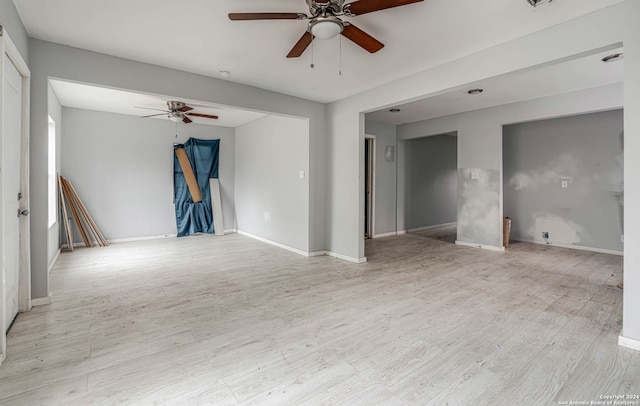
[229,13,305,21]
[347,0,423,15]
[140,113,167,118]
[182,116,193,124]
[177,105,193,112]
[287,31,314,58]
[187,113,219,120]
[341,24,384,54]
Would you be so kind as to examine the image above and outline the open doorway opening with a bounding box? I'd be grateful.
[398,132,457,243]
[502,110,623,255]
[364,135,375,239]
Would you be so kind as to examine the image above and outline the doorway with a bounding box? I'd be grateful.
[1,27,31,365]
[364,135,375,239]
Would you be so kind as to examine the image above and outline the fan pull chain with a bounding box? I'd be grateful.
[339,35,342,76]
[310,39,315,69]
[175,119,178,138]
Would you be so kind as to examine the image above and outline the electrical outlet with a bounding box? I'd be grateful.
[542,231,549,239]
[561,180,568,188]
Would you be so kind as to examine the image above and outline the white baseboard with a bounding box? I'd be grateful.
[326,251,367,263]
[48,249,61,274]
[237,230,310,257]
[32,293,53,307]
[108,234,177,244]
[373,231,398,238]
[308,251,328,257]
[619,335,640,352]
[455,240,505,252]
[408,222,457,233]
[396,230,407,235]
[224,229,237,234]
[514,238,623,256]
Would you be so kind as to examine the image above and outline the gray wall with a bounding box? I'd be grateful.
[398,134,457,231]
[364,120,397,237]
[29,39,326,299]
[504,109,624,251]
[61,107,236,240]
[235,115,309,251]
[0,0,29,63]
[47,82,62,267]
[398,84,623,249]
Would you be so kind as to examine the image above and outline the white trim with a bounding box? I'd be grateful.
[455,240,506,252]
[48,248,61,274]
[31,293,52,307]
[396,230,408,235]
[0,26,31,367]
[108,234,177,244]
[224,229,237,234]
[514,238,623,256]
[407,222,457,233]
[308,251,327,257]
[373,231,398,238]
[237,230,310,257]
[326,251,368,263]
[365,134,376,239]
[619,335,640,352]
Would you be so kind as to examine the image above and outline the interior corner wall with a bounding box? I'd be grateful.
[504,109,623,252]
[398,84,623,249]
[46,82,62,269]
[328,4,627,260]
[61,108,236,240]
[235,115,310,252]
[364,120,397,237]
[28,39,326,300]
[0,0,29,64]
[398,134,457,232]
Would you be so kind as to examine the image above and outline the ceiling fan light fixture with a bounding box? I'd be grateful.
[309,16,344,40]
[169,112,182,122]
[527,0,552,7]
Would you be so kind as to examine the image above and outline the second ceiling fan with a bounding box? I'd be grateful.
[229,0,424,58]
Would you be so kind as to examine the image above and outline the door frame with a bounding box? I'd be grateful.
[0,26,31,365]
[364,134,376,239]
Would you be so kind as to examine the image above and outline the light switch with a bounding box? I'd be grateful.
[561,180,568,188]
[471,170,480,180]
[299,170,305,179]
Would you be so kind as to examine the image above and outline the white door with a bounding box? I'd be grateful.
[3,53,22,332]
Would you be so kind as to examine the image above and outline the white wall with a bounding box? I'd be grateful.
[364,121,397,237]
[235,115,309,252]
[61,108,235,241]
[47,82,62,267]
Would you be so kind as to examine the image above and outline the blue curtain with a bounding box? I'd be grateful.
[174,138,220,237]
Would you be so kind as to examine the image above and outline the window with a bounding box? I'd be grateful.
[48,116,57,228]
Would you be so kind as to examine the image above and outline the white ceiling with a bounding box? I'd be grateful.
[49,80,266,128]
[366,47,624,125]
[14,0,624,104]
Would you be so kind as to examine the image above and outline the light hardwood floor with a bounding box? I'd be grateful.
[1,230,638,405]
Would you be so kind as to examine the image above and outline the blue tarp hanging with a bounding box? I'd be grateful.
[174,138,219,237]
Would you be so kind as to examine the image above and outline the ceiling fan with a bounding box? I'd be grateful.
[229,0,424,58]
[137,101,219,124]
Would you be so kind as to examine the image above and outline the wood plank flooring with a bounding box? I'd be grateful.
[1,229,638,405]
